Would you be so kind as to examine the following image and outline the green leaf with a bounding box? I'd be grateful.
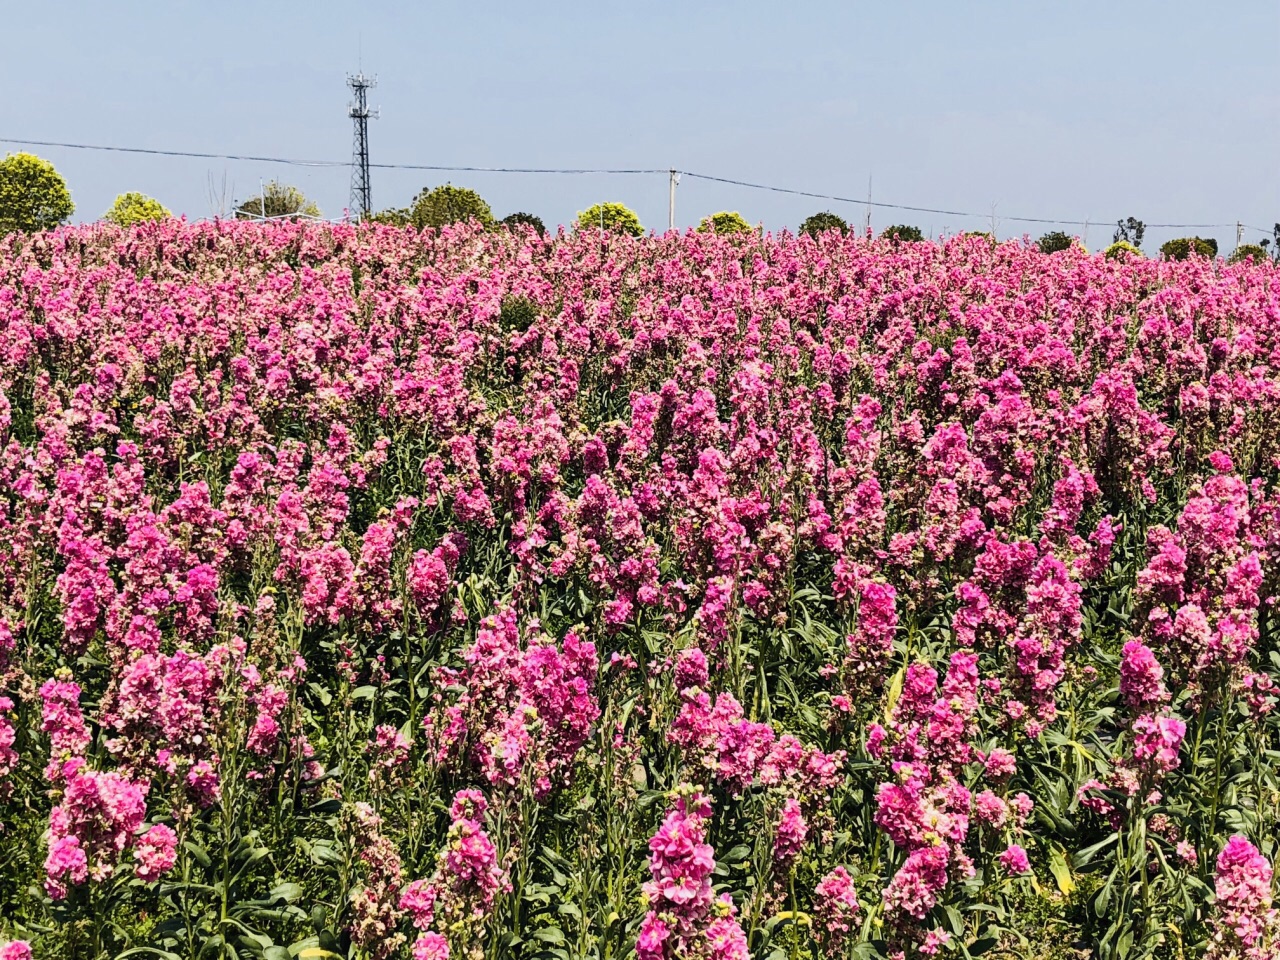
[884,664,906,720]
[531,927,566,944]
[1049,844,1076,896]
[185,841,213,869]
[270,882,304,903]
[943,906,964,935]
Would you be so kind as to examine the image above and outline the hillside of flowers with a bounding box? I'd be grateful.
[0,220,1277,960]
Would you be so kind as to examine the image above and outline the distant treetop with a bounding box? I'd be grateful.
[1159,236,1218,261]
[105,192,171,227]
[0,152,74,234]
[575,202,644,237]
[1113,216,1145,249]
[501,212,547,236]
[880,224,924,242]
[234,181,321,220]
[799,211,848,238]
[1036,231,1075,254]
[410,184,494,229]
[698,211,753,235]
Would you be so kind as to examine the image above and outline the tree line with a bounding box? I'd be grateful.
[1,152,1276,262]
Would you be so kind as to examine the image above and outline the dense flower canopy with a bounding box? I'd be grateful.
[0,220,1276,959]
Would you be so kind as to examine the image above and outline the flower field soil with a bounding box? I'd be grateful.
[0,221,1277,959]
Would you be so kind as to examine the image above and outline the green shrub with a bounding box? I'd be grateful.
[367,207,411,226]
[799,212,848,238]
[880,224,924,242]
[0,152,74,233]
[501,212,546,235]
[1160,236,1218,260]
[1104,240,1142,260]
[234,181,321,220]
[697,211,753,235]
[1228,243,1268,264]
[104,192,171,227]
[575,202,644,237]
[238,181,322,221]
[1037,231,1074,254]
[499,296,539,333]
[410,184,494,230]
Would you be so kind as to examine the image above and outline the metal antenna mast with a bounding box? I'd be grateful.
[347,72,378,219]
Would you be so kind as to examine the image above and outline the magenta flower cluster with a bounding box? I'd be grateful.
[0,220,1276,958]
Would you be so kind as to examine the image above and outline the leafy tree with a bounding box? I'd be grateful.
[501,212,546,235]
[410,184,494,229]
[1104,240,1142,260]
[576,202,644,237]
[880,224,924,242]
[799,212,848,238]
[1160,236,1218,260]
[1227,244,1268,264]
[0,152,74,233]
[697,211,753,235]
[1037,231,1075,253]
[1260,224,1279,262]
[104,192,171,227]
[366,207,411,226]
[1113,216,1145,249]
[234,181,321,220]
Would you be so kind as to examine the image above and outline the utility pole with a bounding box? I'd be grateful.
[1236,221,1243,252]
[668,170,679,231]
[347,72,378,220]
[864,174,872,237]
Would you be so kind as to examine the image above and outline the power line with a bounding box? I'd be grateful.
[371,162,668,174]
[0,136,1257,231]
[681,170,1082,225]
[0,138,664,175]
[680,171,1240,230]
[1,137,347,168]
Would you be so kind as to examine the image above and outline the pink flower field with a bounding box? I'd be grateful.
[0,220,1277,960]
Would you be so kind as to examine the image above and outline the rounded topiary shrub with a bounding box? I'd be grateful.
[1160,236,1218,261]
[800,212,848,238]
[1037,231,1074,254]
[576,203,644,237]
[0,152,75,233]
[880,224,924,242]
[1227,243,1269,265]
[502,212,546,236]
[104,192,171,227]
[410,184,494,229]
[1105,240,1143,260]
[698,211,753,235]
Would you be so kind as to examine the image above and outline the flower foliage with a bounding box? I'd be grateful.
[0,221,1275,960]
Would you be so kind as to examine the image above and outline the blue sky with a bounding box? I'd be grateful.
[2,1,1276,250]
